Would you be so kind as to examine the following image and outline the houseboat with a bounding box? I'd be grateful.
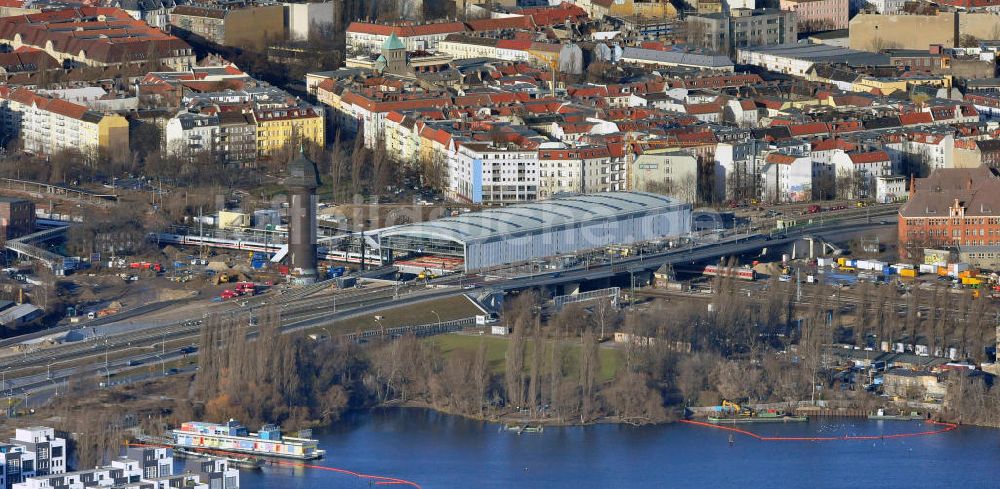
[171,420,325,460]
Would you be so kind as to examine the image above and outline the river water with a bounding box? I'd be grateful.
[221,409,999,489]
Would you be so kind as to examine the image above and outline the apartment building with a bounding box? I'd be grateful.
[165,110,219,158]
[452,141,539,204]
[165,109,257,165]
[761,152,814,202]
[831,150,894,199]
[687,8,797,55]
[779,0,848,32]
[169,4,285,51]
[254,105,324,159]
[628,152,699,203]
[0,427,66,489]
[346,21,467,55]
[13,446,238,489]
[538,146,623,198]
[0,88,129,163]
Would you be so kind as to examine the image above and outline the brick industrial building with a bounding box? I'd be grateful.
[898,167,1000,265]
[0,197,34,245]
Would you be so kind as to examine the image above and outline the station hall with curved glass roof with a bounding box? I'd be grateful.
[378,192,692,272]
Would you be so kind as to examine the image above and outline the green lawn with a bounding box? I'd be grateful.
[307,295,485,337]
[427,333,621,382]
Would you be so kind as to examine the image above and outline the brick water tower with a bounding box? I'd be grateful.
[287,148,322,282]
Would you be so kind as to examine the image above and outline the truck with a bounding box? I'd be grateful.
[220,289,239,300]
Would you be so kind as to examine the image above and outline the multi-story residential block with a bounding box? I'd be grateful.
[0,87,130,163]
[285,1,337,42]
[0,427,66,489]
[254,105,324,160]
[436,35,536,63]
[110,0,176,29]
[538,146,622,198]
[219,111,258,166]
[331,84,451,147]
[779,0,848,32]
[687,8,797,55]
[761,151,814,202]
[0,7,194,71]
[831,149,894,199]
[13,446,237,489]
[345,21,467,55]
[902,132,954,173]
[628,152,699,203]
[867,0,907,13]
[169,4,286,51]
[165,110,219,158]
[452,141,539,203]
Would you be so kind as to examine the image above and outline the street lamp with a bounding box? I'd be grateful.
[153,354,165,376]
[430,310,441,329]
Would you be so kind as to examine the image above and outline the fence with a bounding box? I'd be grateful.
[343,317,475,341]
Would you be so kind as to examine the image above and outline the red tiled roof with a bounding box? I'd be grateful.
[0,7,190,65]
[515,2,587,26]
[848,150,890,164]
[465,16,534,32]
[766,153,799,165]
[346,21,467,37]
[899,112,933,125]
[316,78,335,92]
[684,103,721,115]
[810,139,856,152]
[496,39,532,51]
[788,122,831,137]
[832,121,862,133]
[539,147,610,160]
[4,87,91,120]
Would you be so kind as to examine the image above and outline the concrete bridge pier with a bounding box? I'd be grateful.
[561,282,581,296]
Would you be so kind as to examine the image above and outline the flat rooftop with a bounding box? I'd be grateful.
[740,43,889,67]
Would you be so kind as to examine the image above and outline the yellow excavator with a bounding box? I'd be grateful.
[722,400,754,417]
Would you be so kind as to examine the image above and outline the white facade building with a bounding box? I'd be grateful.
[830,149,894,199]
[629,152,700,203]
[165,111,220,158]
[285,2,336,42]
[452,141,539,204]
[761,152,814,202]
[876,175,907,203]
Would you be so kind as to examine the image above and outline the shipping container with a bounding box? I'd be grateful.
[962,276,982,286]
[919,264,937,274]
[900,268,917,278]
